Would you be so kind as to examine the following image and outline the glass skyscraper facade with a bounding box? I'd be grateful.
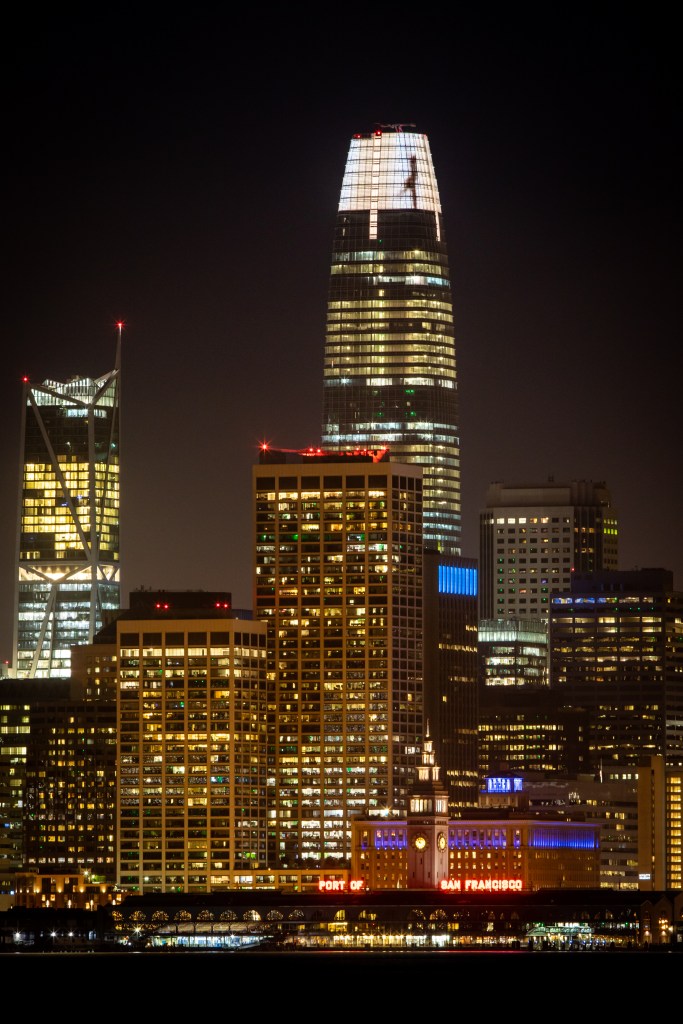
[13,333,121,678]
[321,126,460,555]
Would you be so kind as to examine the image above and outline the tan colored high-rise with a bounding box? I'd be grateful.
[253,447,423,869]
[115,593,269,893]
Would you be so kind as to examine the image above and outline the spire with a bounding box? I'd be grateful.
[416,729,445,788]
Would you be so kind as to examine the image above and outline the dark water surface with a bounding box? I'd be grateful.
[2,947,676,964]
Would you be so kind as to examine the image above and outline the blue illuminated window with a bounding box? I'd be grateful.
[438,564,478,596]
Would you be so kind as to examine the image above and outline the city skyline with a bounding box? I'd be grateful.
[1,12,680,663]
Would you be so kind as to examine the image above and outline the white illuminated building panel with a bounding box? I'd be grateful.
[340,130,442,232]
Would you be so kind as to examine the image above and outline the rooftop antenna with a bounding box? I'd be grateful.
[115,320,124,372]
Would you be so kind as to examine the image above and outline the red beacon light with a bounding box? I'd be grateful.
[155,602,170,610]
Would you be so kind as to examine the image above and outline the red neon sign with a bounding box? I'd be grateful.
[439,878,523,892]
[317,879,365,893]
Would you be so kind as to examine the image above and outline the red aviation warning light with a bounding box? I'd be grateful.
[260,443,389,461]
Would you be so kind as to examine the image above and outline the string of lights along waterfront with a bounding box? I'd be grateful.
[321,125,460,556]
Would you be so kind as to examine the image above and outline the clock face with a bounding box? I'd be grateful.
[413,834,428,851]
[437,833,447,851]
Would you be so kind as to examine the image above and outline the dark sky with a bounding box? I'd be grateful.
[1,11,680,663]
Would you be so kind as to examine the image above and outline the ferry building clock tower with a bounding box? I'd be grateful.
[407,726,450,888]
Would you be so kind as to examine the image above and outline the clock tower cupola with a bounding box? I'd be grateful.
[407,724,450,888]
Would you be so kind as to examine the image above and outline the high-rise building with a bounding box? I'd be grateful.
[638,755,683,891]
[23,684,117,879]
[12,329,121,678]
[478,617,549,688]
[320,125,470,814]
[477,688,589,777]
[115,591,269,894]
[253,447,424,869]
[0,677,116,881]
[550,568,683,771]
[479,480,618,622]
[476,482,617,779]
[423,550,479,808]
[321,125,460,556]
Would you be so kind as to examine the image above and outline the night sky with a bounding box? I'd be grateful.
[1,11,680,664]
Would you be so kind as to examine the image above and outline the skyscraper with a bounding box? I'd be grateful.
[321,125,460,556]
[253,447,423,868]
[479,479,618,622]
[550,568,683,770]
[116,592,268,894]
[638,755,683,891]
[319,125,473,810]
[12,329,121,678]
[423,550,479,808]
[0,675,117,880]
[477,480,618,778]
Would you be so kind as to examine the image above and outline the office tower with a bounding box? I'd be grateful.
[70,624,119,700]
[638,755,683,891]
[0,677,115,880]
[321,125,460,556]
[478,617,549,688]
[13,329,121,678]
[254,447,423,868]
[423,551,479,808]
[477,688,589,776]
[115,592,268,894]
[23,683,117,879]
[0,680,70,874]
[550,568,683,771]
[477,480,617,775]
[479,480,618,622]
